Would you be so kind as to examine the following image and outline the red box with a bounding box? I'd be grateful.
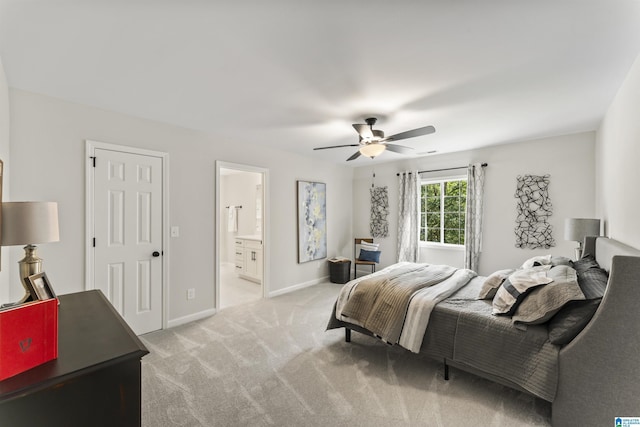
[0,298,58,381]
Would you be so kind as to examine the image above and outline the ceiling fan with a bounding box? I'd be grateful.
[313,117,436,161]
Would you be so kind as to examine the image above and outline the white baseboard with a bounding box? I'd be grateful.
[166,307,217,329]
[268,275,330,298]
[165,275,330,328]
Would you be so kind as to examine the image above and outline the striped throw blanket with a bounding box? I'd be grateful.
[336,263,475,352]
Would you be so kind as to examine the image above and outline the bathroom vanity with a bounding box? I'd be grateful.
[234,235,263,283]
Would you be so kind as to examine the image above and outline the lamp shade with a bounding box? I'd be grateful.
[564,218,600,242]
[1,202,60,246]
[359,143,386,158]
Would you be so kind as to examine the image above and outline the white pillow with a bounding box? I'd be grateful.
[477,269,515,300]
[360,242,379,250]
[521,255,552,269]
[492,266,553,315]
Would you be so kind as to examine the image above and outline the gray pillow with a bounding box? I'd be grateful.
[572,254,599,274]
[547,265,608,345]
[577,267,608,299]
[548,299,601,345]
[477,269,515,300]
[512,265,585,325]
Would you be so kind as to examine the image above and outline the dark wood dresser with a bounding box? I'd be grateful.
[0,290,149,427]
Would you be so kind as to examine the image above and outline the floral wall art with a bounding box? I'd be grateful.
[297,180,327,263]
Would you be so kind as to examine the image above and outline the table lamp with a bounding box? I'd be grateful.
[1,202,60,303]
[564,218,600,260]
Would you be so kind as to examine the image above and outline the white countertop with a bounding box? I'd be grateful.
[236,234,262,242]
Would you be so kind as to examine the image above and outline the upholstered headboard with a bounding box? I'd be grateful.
[582,235,640,271]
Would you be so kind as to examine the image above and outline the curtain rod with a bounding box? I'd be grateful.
[225,205,242,209]
[396,163,488,176]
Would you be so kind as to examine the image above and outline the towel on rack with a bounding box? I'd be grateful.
[228,205,238,232]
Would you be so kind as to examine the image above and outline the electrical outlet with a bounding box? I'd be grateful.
[187,288,195,300]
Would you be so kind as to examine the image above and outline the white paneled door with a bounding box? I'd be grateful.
[92,148,163,335]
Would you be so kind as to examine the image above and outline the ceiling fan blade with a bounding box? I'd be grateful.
[313,144,360,151]
[347,150,361,161]
[384,144,414,154]
[385,125,435,142]
[352,124,373,139]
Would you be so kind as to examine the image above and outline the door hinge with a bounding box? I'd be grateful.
[89,156,96,167]
[93,237,96,247]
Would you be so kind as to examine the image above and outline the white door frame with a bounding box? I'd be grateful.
[215,161,269,310]
[85,140,170,330]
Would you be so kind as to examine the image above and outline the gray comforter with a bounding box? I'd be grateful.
[412,277,558,401]
[329,271,560,402]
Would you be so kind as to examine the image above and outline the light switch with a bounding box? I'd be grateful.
[171,226,180,237]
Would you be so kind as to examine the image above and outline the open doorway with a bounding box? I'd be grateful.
[215,161,268,310]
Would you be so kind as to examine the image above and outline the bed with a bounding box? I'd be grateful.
[326,236,640,426]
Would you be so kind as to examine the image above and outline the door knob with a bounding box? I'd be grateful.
[152,251,160,257]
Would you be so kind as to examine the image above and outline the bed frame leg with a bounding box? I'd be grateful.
[345,328,351,343]
[444,359,449,381]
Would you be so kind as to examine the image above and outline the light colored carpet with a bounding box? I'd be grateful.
[140,282,551,426]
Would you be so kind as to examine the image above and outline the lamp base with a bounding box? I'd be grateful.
[16,244,43,304]
[575,246,582,261]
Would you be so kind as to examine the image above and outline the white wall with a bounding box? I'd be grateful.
[353,132,596,276]
[0,56,10,302]
[8,89,353,323]
[596,53,640,248]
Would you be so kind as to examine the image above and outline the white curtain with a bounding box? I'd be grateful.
[465,163,486,271]
[397,171,419,263]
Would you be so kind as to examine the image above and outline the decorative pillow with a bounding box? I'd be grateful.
[492,266,553,316]
[477,269,515,300]
[576,266,608,299]
[358,249,381,263]
[546,265,608,345]
[547,299,601,345]
[360,242,379,251]
[572,253,600,274]
[512,265,585,325]
[360,242,380,250]
[521,255,552,269]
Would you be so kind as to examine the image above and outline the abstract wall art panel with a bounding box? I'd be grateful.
[514,174,555,249]
[370,186,389,238]
[297,181,327,263]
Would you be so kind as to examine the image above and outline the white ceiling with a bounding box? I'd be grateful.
[2,0,640,165]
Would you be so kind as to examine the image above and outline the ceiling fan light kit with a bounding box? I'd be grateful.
[313,117,436,161]
[359,143,386,158]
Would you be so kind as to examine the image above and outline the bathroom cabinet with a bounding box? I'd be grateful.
[234,236,263,283]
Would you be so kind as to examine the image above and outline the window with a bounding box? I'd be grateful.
[420,178,467,245]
